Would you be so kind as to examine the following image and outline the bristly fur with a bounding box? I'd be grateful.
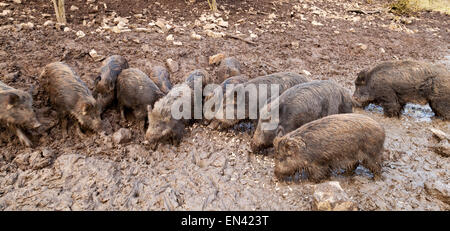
[354,60,450,119]
[273,113,385,182]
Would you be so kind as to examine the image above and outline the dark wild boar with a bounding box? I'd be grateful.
[0,81,40,147]
[116,68,164,124]
[273,113,385,182]
[217,57,242,83]
[251,80,353,152]
[150,66,172,94]
[145,83,192,146]
[204,75,249,121]
[353,60,450,119]
[94,55,129,113]
[40,62,102,138]
[217,72,310,128]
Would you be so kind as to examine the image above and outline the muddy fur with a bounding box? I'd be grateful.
[146,83,193,146]
[94,55,129,113]
[252,80,353,152]
[150,66,172,94]
[353,60,450,119]
[217,57,242,83]
[116,68,164,123]
[0,81,40,146]
[204,75,249,121]
[273,113,385,182]
[185,69,212,90]
[40,62,101,136]
[218,72,310,128]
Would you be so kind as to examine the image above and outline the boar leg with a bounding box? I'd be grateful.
[429,99,450,120]
[75,123,86,139]
[15,127,32,147]
[60,117,69,139]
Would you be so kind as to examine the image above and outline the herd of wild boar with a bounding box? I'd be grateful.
[0,55,449,182]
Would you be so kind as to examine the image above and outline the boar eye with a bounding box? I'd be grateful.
[94,76,101,86]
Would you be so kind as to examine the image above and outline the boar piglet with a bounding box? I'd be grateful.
[146,83,192,147]
[94,55,129,113]
[116,68,164,128]
[217,57,242,83]
[150,66,172,94]
[354,60,450,119]
[0,81,40,147]
[273,113,385,182]
[40,62,101,138]
[251,80,353,152]
[217,72,310,129]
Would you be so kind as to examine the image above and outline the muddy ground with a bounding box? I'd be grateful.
[0,0,449,210]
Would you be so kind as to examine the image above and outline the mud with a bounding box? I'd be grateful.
[0,0,449,210]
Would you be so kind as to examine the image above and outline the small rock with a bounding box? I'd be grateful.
[356,43,368,50]
[173,41,183,46]
[209,53,225,65]
[89,49,104,62]
[203,23,217,30]
[217,19,228,28]
[1,9,12,16]
[380,48,386,53]
[425,180,449,204]
[70,5,79,11]
[166,58,179,73]
[190,32,202,40]
[76,30,85,38]
[205,29,224,38]
[13,0,22,3]
[18,22,34,30]
[291,41,300,49]
[311,21,324,26]
[43,20,54,27]
[112,128,132,144]
[63,27,71,32]
[313,181,357,211]
[430,128,449,141]
[302,70,311,76]
[166,34,174,41]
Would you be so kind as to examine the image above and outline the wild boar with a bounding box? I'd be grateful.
[353,60,450,119]
[40,62,102,138]
[217,57,242,83]
[273,113,385,182]
[204,75,249,121]
[145,83,192,146]
[94,55,129,113]
[251,80,353,152]
[150,65,172,94]
[0,81,40,147]
[217,72,310,128]
[116,68,164,124]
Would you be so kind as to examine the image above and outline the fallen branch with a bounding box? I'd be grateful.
[347,8,381,15]
[225,34,257,45]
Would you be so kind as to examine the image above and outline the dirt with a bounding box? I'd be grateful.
[0,0,449,210]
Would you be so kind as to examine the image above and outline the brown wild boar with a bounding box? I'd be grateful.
[116,68,164,124]
[251,80,353,152]
[0,81,41,147]
[217,57,242,83]
[40,62,102,138]
[353,60,450,119]
[150,66,172,94]
[94,55,129,113]
[217,72,310,128]
[273,113,385,182]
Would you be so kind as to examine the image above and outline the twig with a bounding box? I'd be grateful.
[225,34,257,45]
[347,8,381,14]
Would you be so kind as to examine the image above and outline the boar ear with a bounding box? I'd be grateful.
[94,76,101,86]
[81,103,91,115]
[7,93,20,108]
[276,125,285,138]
